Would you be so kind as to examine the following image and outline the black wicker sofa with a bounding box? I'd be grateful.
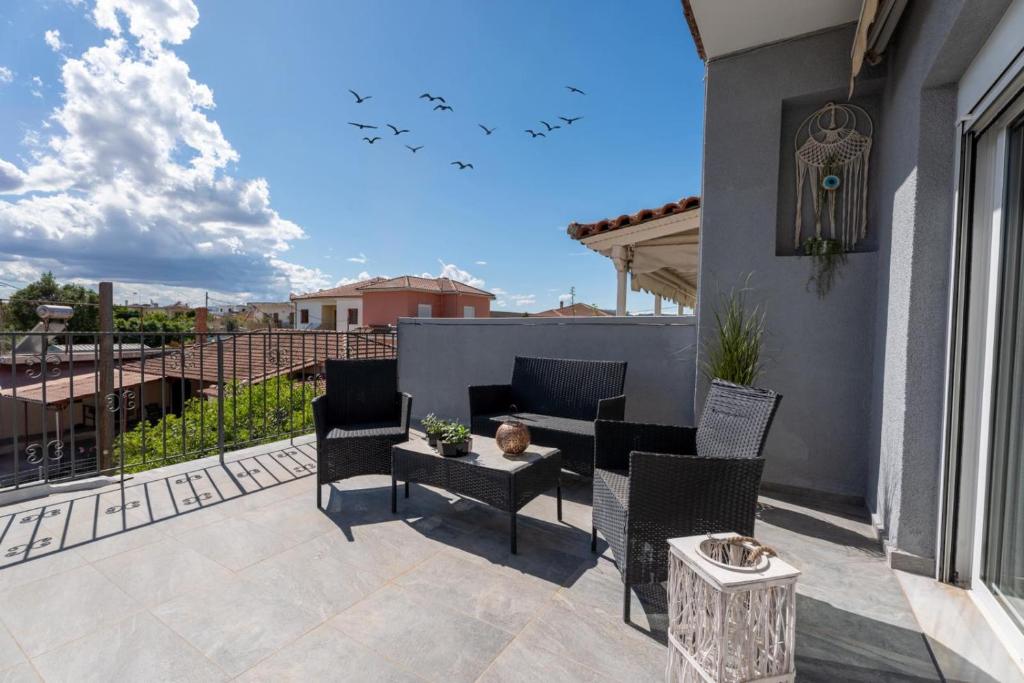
[468,356,627,476]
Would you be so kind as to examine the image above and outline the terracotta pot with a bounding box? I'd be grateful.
[495,420,530,455]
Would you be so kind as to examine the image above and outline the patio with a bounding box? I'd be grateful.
[0,434,968,682]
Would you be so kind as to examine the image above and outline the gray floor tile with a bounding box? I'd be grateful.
[236,624,421,682]
[394,551,557,633]
[240,495,341,544]
[0,548,87,593]
[174,516,299,571]
[240,534,386,620]
[330,585,512,683]
[151,574,321,677]
[32,613,226,683]
[0,564,142,657]
[93,537,235,608]
[0,624,27,673]
[515,595,665,683]
[319,519,442,578]
[477,639,614,683]
[0,662,40,683]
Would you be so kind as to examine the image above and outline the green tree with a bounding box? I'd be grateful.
[3,272,100,331]
[114,375,319,472]
[113,308,196,346]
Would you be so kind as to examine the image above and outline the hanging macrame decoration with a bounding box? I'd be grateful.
[794,102,873,251]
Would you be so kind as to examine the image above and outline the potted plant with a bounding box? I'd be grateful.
[439,422,472,457]
[422,414,446,447]
[702,275,765,386]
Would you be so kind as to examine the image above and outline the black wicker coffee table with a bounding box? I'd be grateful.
[391,434,562,553]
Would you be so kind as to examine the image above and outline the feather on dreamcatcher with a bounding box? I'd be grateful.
[794,102,873,251]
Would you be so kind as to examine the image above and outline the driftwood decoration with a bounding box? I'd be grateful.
[794,102,873,251]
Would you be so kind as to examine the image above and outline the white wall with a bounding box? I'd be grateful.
[337,297,362,330]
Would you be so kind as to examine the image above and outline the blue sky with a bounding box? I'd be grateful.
[0,0,704,312]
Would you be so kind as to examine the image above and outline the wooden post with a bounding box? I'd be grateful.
[97,282,115,471]
[654,296,663,316]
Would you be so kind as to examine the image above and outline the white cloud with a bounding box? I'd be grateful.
[346,252,368,264]
[44,29,64,52]
[32,76,43,86]
[335,271,387,287]
[510,294,536,307]
[0,0,319,300]
[558,293,573,302]
[93,0,200,50]
[0,66,12,84]
[475,260,487,266]
[435,259,485,289]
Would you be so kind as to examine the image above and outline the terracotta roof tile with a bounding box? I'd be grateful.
[567,195,700,240]
[290,278,386,301]
[358,276,495,298]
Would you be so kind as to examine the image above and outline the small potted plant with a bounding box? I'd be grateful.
[439,422,472,457]
[422,414,446,447]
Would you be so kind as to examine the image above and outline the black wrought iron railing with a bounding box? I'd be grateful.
[0,330,396,490]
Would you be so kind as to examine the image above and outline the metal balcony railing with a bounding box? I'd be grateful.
[0,330,396,491]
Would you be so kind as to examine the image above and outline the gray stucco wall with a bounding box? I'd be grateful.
[698,2,1012,570]
[698,25,881,501]
[397,317,697,426]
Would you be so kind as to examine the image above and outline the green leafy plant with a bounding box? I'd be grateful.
[702,277,766,386]
[802,236,847,298]
[440,422,471,444]
[422,413,446,437]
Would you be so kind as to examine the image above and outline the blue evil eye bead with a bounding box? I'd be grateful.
[822,175,841,190]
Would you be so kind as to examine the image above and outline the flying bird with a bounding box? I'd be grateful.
[363,136,381,144]
[478,124,496,135]
[524,129,546,138]
[405,145,423,153]
[348,89,372,103]
[387,124,410,135]
[419,93,446,103]
[450,161,474,169]
[434,104,454,112]
[540,120,561,132]
[559,116,583,125]
[348,122,377,130]
[566,85,586,95]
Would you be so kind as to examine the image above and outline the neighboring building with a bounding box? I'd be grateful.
[682,0,1024,668]
[239,302,293,329]
[291,276,494,330]
[532,302,613,318]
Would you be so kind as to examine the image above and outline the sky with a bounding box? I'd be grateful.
[0,0,705,313]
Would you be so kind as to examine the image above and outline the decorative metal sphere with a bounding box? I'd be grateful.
[495,420,530,455]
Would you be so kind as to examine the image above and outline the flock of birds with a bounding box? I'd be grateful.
[345,86,587,170]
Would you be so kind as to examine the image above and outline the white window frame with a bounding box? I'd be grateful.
[463,305,475,318]
[417,303,432,318]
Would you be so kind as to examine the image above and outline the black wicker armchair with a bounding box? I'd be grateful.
[469,356,627,476]
[312,359,412,509]
[591,379,781,622]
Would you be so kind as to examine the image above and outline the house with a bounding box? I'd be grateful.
[677,0,1024,670]
[290,276,494,330]
[532,302,612,318]
[238,302,293,329]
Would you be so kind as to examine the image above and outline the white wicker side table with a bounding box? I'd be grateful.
[666,534,800,683]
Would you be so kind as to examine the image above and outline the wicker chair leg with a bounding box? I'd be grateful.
[622,580,631,623]
[591,525,597,553]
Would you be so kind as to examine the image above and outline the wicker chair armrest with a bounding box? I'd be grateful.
[594,420,697,471]
[398,392,413,436]
[468,384,514,416]
[596,394,626,421]
[311,395,331,443]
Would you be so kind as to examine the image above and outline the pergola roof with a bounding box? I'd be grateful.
[567,196,701,307]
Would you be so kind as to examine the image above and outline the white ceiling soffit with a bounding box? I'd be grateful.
[687,0,862,60]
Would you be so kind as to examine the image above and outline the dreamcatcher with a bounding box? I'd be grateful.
[794,102,873,251]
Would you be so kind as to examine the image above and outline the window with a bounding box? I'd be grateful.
[347,308,359,325]
[463,305,475,318]
[300,309,309,324]
[417,304,432,318]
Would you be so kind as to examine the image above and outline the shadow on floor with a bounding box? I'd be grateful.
[0,444,316,569]
[322,477,602,588]
[757,502,884,557]
[795,593,945,682]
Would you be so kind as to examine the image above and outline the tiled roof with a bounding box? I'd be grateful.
[567,196,700,240]
[290,278,387,301]
[681,1,706,60]
[290,276,494,300]
[358,276,495,298]
[533,303,613,318]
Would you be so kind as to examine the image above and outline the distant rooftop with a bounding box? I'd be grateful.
[291,276,494,301]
